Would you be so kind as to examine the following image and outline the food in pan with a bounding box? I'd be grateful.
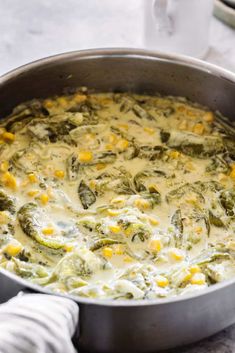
[0,89,235,300]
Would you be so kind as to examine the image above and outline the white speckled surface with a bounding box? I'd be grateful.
[0,1,235,352]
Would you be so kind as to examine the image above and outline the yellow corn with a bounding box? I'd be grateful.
[148,216,159,226]
[96,163,106,170]
[42,227,54,235]
[148,184,159,193]
[108,134,118,144]
[169,150,180,159]
[195,226,203,234]
[102,247,113,258]
[28,173,38,183]
[182,270,192,282]
[108,225,121,234]
[107,209,121,217]
[0,211,9,224]
[73,93,87,104]
[64,243,75,252]
[178,120,188,131]
[134,198,150,210]
[114,244,124,255]
[189,265,201,274]
[111,197,126,207]
[78,151,93,163]
[149,239,162,252]
[203,111,214,123]
[4,242,23,257]
[190,273,206,285]
[44,99,54,109]
[105,144,113,151]
[27,190,40,197]
[230,164,235,179]
[144,127,155,135]
[0,160,9,172]
[116,139,129,150]
[2,131,15,143]
[54,170,65,179]
[123,227,132,237]
[169,248,185,261]
[40,193,49,205]
[193,123,204,135]
[1,172,17,190]
[57,96,68,107]
[123,255,134,263]
[118,124,129,130]
[155,275,169,288]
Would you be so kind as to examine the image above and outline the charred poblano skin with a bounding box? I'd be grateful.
[171,209,183,246]
[208,210,225,228]
[17,203,65,249]
[78,180,96,209]
[66,153,80,181]
[90,238,123,251]
[160,129,224,158]
[219,190,235,217]
[0,190,15,214]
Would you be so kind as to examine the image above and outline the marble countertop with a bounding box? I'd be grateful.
[0,1,235,352]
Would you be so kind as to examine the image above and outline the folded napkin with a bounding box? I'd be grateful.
[0,293,78,353]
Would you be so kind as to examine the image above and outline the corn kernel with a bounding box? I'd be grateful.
[1,172,17,190]
[189,265,201,274]
[78,151,93,163]
[108,134,118,144]
[2,131,15,143]
[114,244,124,255]
[118,124,129,130]
[193,123,204,135]
[107,209,121,217]
[178,120,188,130]
[0,160,9,172]
[40,193,49,205]
[134,198,150,210]
[190,273,206,285]
[42,227,54,235]
[28,173,38,183]
[124,227,132,237]
[148,216,159,226]
[195,226,203,234]
[123,255,134,263]
[149,239,162,252]
[169,248,185,261]
[0,211,9,224]
[116,139,129,150]
[148,184,159,193]
[54,170,65,179]
[155,275,169,287]
[102,247,113,258]
[44,99,54,109]
[144,127,155,135]
[0,127,6,135]
[105,144,113,150]
[4,242,23,257]
[111,197,126,207]
[230,164,235,179]
[64,243,75,252]
[89,180,97,190]
[27,190,40,197]
[203,112,214,123]
[57,96,68,107]
[96,163,106,170]
[169,150,180,159]
[73,93,87,104]
[182,270,192,282]
[109,225,121,234]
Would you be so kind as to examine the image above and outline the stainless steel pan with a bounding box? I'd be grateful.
[0,48,235,353]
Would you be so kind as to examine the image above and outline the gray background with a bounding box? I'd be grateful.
[0,1,235,352]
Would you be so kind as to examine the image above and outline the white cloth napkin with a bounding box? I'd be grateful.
[0,294,78,353]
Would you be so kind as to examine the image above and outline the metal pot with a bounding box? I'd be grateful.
[0,48,235,353]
